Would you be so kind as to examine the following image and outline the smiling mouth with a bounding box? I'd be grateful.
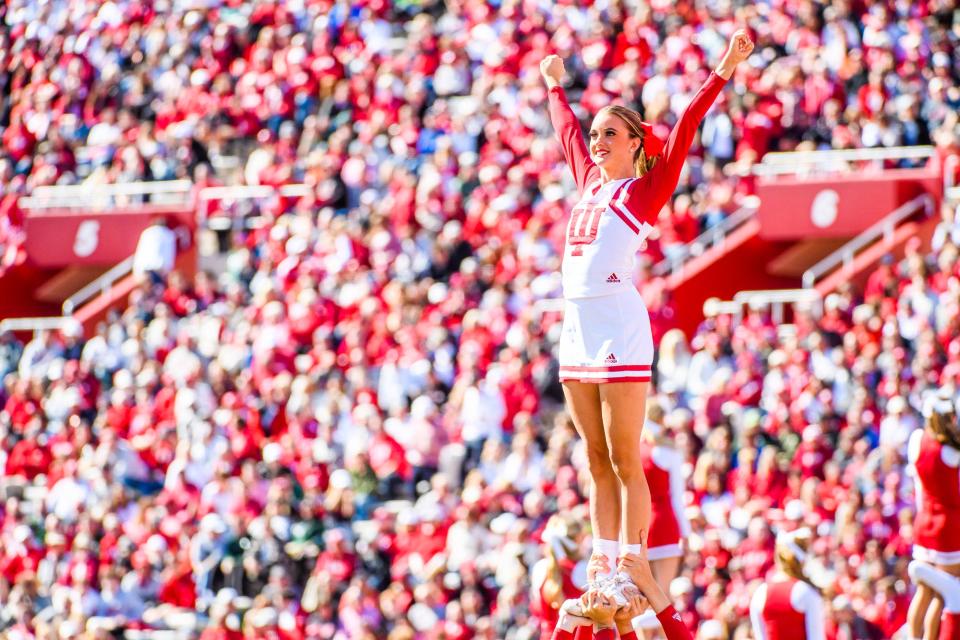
[594,150,609,160]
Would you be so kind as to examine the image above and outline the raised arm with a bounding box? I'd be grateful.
[626,29,754,218]
[542,55,601,197]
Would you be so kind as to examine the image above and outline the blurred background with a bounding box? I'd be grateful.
[0,0,959,638]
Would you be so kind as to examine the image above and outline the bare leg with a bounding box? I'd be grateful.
[651,557,682,600]
[562,382,620,544]
[600,381,651,546]
[908,584,935,639]
[925,595,943,640]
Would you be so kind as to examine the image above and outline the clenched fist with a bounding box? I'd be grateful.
[715,28,755,79]
[540,55,565,89]
[727,29,755,64]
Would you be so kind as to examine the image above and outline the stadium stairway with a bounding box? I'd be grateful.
[0,182,196,338]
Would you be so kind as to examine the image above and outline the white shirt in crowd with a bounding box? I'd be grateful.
[460,375,506,444]
[133,223,177,275]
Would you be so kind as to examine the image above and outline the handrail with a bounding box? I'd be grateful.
[0,316,74,334]
[802,194,934,288]
[732,288,824,324]
[753,146,935,177]
[946,154,960,193]
[756,145,935,166]
[703,299,743,319]
[197,184,311,201]
[20,180,194,210]
[62,256,136,315]
[651,202,759,278]
[733,288,823,306]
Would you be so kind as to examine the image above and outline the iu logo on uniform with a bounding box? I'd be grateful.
[567,204,605,255]
[606,273,620,283]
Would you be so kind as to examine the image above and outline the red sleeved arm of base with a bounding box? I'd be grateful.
[551,628,575,640]
[657,605,694,640]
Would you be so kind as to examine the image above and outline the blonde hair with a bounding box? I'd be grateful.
[643,402,671,446]
[775,530,820,594]
[599,105,659,177]
[928,408,960,450]
[540,515,582,608]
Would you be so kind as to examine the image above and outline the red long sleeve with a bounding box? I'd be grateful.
[592,629,616,640]
[624,72,728,222]
[551,629,575,640]
[547,86,601,197]
[620,632,639,640]
[657,605,694,640]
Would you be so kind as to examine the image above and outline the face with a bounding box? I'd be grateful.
[588,111,639,174]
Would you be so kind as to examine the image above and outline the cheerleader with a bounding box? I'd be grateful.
[909,561,960,640]
[907,391,960,640]
[749,528,825,640]
[532,514,592,640]
[632,405,691,633]
[641,405,691,582]
[540,29,754,606]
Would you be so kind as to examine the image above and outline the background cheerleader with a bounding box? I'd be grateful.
[907,391,960,640]
[632,403,691,635]
[531,514,592,640]
[749,528,825,640]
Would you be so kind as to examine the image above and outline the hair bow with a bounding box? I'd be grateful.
[639,122,665,157]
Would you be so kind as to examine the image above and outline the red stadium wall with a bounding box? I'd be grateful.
[0,264,63,318]
[23,206,195,268]
[756,168,940,240]
[667,167,941,337]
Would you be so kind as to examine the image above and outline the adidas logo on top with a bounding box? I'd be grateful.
[605,353,617,363]
[606,273,620,283]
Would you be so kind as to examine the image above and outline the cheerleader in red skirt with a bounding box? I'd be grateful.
[749,528,825,640]
[909,561,960,640]
[633,407,691,634]
[532,515,592,640]
[907,392,960,640]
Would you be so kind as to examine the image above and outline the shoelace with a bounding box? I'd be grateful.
[605,572,640,604]
[590,574,613,590]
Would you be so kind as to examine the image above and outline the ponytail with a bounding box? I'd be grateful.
[633,146,658,178]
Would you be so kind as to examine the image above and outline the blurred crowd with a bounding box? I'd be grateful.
[3,0,960,265]
[2,0,960,638]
